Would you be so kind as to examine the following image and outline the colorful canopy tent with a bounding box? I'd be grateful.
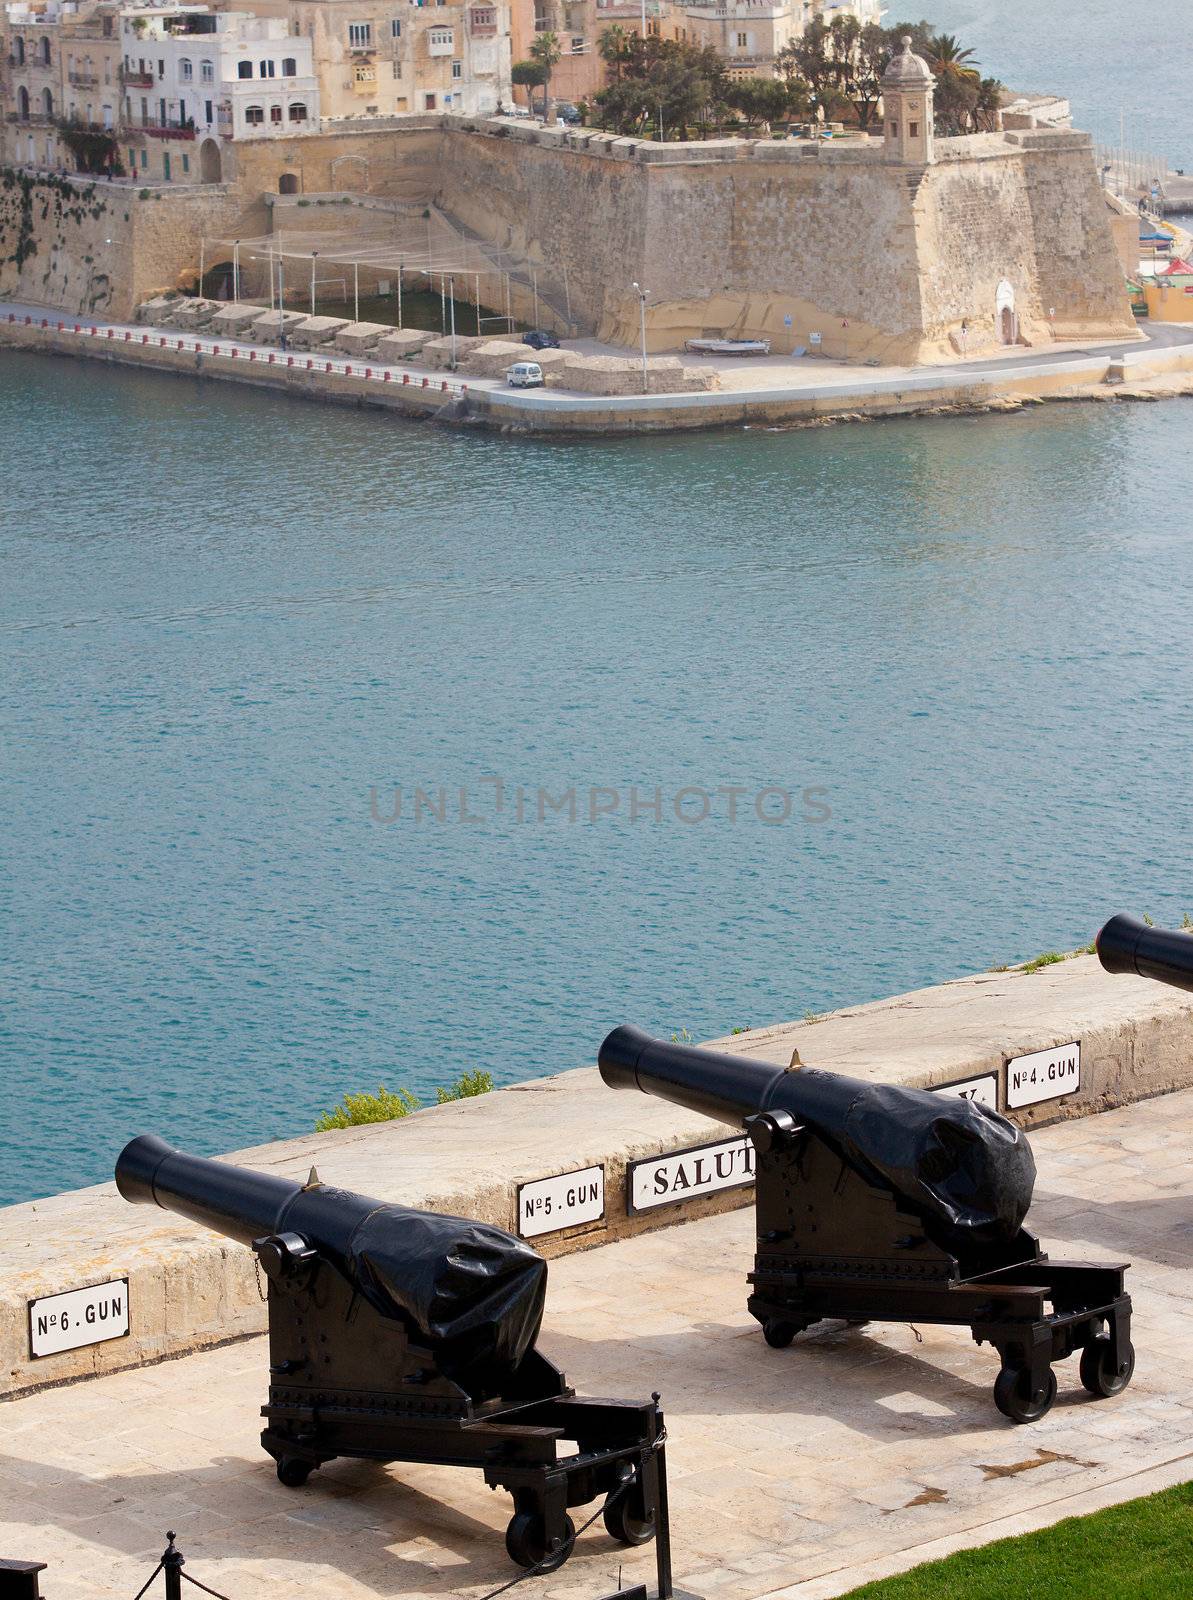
[1160,257,1193,275]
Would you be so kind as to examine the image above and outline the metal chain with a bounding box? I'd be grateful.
[181,1571,237,1600]
[130,1562,164,1600]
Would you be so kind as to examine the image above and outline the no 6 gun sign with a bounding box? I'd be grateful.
[29,1277,129,1358]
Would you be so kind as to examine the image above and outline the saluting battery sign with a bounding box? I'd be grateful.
[29,1278,129,1358]
[627,1136,755,1214]
[1006,1041,1081,1109]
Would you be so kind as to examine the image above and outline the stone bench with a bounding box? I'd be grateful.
[334,321,393,355]
[208,304,266,337]
[287,315,352,350]
[421,333,487,370]
[374,328,434,363]
[166,298,223,330]
[248,310,307,343]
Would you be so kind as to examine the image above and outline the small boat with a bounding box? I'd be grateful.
[684,337,772,356]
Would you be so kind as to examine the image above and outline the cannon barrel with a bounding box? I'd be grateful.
[116,1134,548,1372]
[600,1025,1036,1245]
[1096,913,1193,995]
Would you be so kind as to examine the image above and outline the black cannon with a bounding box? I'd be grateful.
[1097,912,1193,993]
[116,1135,670,1580]
[600,1026,1133,1424]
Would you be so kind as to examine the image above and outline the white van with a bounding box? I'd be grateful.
[506,361,544,388]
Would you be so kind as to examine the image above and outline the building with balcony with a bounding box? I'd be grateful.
[232,0,511,121]
[1,0,123,167]
[118,5,319,181]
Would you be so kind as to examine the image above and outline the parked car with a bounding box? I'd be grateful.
[553,102,582,125]
[522,329,560,351]
[506,361,545,388]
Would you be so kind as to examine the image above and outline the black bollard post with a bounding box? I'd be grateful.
[162,1533,184,1600]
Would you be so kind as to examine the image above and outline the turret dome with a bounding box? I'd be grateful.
[882,36,934,91]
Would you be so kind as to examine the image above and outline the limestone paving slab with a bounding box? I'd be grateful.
[5,1090,1193,1600]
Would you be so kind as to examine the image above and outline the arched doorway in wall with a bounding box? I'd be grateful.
[199,138,221,184]
[996,278,1017,344]
[278,171,300,194]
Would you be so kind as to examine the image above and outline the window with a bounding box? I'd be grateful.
[391,17,401,36]
[270,104,282,122]
[245,104,264,124]
[181,58,193,80]
[39,37,51,65]
[13,37,24,66]
[736,30,747,46]
[259,59,276,78]
[238,61,253,79]
[451,58,461,78]
[354,61,376,84]
[181,152,189,172]
[281,56,296,75]
[888,120,898,136]
[204,99,213,122]
[348,21,373,47]
[425,91,436,109]
[41,88,53,117]
[288,102,307,121]
[201,59,213,82]
[428,26,454,51]
[909,120,919,137]
[157,59,164,75]
[163,151,170,179]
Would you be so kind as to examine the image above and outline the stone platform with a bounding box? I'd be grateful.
[5,1090,1193,1600]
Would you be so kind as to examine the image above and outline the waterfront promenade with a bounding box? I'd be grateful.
[4,300,1192,435]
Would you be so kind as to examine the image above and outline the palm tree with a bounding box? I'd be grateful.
[927,32,978,72]
[598,24,633,85]
[529,30,562,117]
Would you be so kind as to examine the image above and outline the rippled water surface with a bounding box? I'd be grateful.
[3,352,1193,1206]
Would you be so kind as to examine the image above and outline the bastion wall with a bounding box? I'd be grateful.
[2,118,1135,356]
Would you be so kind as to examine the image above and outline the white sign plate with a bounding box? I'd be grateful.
[29,1278,129,1358]
[628,1136,755,1215]
[934,1072,999,1109]
[1006,1042,1081,1109]
[517,1165,604,1238]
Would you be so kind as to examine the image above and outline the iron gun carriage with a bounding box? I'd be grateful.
[116,1135,669,1577]
[600,1026,1133,1423]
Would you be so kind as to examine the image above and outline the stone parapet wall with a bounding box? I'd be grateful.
[3,953,1192,1401]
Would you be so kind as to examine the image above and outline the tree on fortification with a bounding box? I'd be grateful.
[593,38,728,140]
[511,58,548,114]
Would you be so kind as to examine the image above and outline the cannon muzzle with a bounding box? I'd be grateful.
[116,1135,548,1373]
[600,1025,1035,1246]
[1096,913,1193,995]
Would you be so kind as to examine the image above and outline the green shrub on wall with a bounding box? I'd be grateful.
[315,1070,493,1129]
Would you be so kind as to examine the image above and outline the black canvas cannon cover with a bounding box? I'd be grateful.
[599,1026,1036,1246]
[116,1134,547,1372]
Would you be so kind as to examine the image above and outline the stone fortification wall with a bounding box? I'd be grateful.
[226,119,1132,360]
[0,169,266,319]
[3,118,1135,355]
[916,132,1136,351]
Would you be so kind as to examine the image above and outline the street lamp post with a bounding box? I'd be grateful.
[310,249,318,316]
[233,238,240,303]
[631,280,649,394]
[449,272,457,368]
[279,251,287,352]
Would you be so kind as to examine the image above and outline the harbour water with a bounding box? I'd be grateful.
[3,351,1193,1205]
[926,0,1193,171]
